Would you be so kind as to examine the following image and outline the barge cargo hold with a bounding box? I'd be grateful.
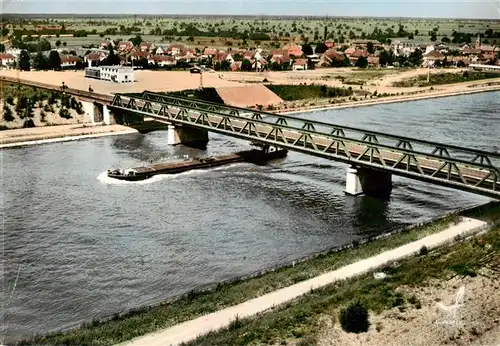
[107,148,287,181]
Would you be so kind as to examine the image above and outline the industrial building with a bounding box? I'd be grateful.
[84,65,135,83]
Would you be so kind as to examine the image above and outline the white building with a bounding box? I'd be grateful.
[84,65,135,83]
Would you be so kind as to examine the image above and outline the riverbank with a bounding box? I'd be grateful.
[185,217,500,346]
[277,80,500,114]
[0,123,138,149]
[17,202,500,346]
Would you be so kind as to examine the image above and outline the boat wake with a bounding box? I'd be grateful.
[96,162,248,185]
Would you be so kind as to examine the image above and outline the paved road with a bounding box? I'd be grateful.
[119,217,488,346]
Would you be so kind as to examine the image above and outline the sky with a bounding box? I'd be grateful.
[2,0,500,19]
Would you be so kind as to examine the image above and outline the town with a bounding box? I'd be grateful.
[1,19,500,73]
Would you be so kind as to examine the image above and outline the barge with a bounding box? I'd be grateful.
[107,148,287,181]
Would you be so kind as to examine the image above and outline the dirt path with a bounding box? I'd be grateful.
[118,217,488,346]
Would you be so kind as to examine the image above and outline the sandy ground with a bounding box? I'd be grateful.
[1,67,499,96]
[119,217,488,346]
[317,269,500,346]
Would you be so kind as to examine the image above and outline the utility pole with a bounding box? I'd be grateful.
[199,72,203,89]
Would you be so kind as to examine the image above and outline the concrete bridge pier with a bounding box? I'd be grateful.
[345,166,392,198]
[167,124,209,149]
[79,100,114,125]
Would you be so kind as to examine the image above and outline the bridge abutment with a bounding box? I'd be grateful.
[167,125,209,149]
[345,166,392,198]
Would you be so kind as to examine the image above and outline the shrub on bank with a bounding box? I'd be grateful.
[3,105,15,122]
[339,301,370,333]
[265,84,353,101]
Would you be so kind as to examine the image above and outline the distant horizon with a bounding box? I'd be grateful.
[2,13,500,21]
[3,0,500,20]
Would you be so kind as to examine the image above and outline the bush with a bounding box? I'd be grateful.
[339,301,370,333]
[6,96,14,105]
[40,110,47,122]
[23,118,36,128]
[3,105,15,121]
[419,245,428,256]
[59,108,72,119]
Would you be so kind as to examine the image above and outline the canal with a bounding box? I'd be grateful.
[2,91,499,342]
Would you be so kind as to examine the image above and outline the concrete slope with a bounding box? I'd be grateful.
[119,217,488,346]
[215,84,283,108]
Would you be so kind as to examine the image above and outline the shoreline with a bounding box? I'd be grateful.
[0,125,138,149]
[1,82,499,148]
[277,82,500,114]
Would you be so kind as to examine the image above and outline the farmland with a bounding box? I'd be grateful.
[4,15,500,51]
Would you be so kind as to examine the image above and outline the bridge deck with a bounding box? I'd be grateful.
[111,93,498,199]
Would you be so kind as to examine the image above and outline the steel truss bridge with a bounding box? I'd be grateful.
[109,91,500,199]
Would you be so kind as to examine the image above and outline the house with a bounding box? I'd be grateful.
[367,56,380,67]
[450,56,470,67]
[131,50,150,61]
[243,51,255,60]
[351,39,381,48]
[270,55,291,65]
[176,49,197,63]
[168,44,185,56]
[0,53,16,67]
[216,52,234,64]
[283,44,303,58]
[139,42,155,52]
[203,47,218,58]
[292,58,308,71]
[348,49,369,64]
[316,49,344,67]
[344,47,356,56]
[325,40,335,48]
[85,65,135,83]
[85,51,108,65]
[461,48,482,56]
[155,46,169,55]
[60,55,81,68]
[422,50,445,67]
[252,58,268,71]
[148,55,177,67]
[117,41,134,53]
[231,61,242,71]
[100,40,115,49]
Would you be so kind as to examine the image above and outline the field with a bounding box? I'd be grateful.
[6,16,500,51]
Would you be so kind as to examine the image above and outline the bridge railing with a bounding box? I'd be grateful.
[138,91,500,167]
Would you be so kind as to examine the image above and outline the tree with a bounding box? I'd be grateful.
[55,40,61,47]
[340,301,370,333]
[302,43,313,56]
[0,43,5,53]
[314,42,328,54]
[48,50,61,70]
[408,48,423,67]
[19,50,31,71]
[379,50,394,66]
[366,42,374,54]
[62,42,67,47]
[241,59,252,71]
[129,35,143,47]
[355,56,368,68]
[33,52,48,70]
[324,26,328,40]
[105,47,121,66]
[430,34,437,42]
[220,60,231,71]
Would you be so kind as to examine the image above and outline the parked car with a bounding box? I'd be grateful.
[190,67,201,74]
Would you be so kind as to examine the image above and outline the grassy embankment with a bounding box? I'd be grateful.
[392,71,500,88]
[185,208,500,345]
[18,202,500,346]
[0,83,85,130]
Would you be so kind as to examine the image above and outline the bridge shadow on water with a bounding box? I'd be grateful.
[345,194,401,239]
